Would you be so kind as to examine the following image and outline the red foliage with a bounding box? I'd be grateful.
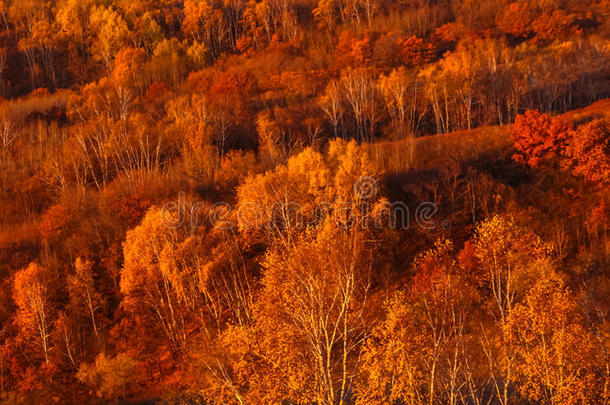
[236,36,253,54]
[209,71,256,97]
[565,119,610,184]
[398,35,434,66]
[146,82,171,102]
[105,187,153,228]
[145,82,172,118]
[511,110,571,168]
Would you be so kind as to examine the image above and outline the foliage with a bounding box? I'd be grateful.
[0,0,609,402]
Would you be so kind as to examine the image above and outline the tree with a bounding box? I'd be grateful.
[357,289,421,404]
[378,67,424,166]
[120,206,195,354]
[215,149,260,190]
[9,0,52,89]
[120,202,256,357]
[564,118,610,185]
[13,263,53,366]
[89,6,131,71]
[334,30,374,69]
[17,18,63,89]
[532,10,578,45]
[256,109,285,166]
[55,0,96,53]
[133,11,164,53]
[166,93,218,182]
[433,22,467,51]
[358,240,481,404]
[378,67,422,137]
[496,2,534,38]
[207,71,256,156]
[419,63,451,134]
[236,138,381,243]
[68,257,102,346]
[0,103,17,153]
[340,67,379,142]
[237,146,329,242]
[399,36,433,67]
[148,38,188,90]
[318,79,344,139]
[508,273,601,404]
[183,0,228,58]
[471,215,553,405]
[230,138,385,403]
[511,110,571,168]
[111,47,148,92]
[313,0,339,41]
[249,220,374,404]
[55,311,77,367]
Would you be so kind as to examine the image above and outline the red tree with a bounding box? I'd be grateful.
[565,119,610,184]
[511,110,571,168]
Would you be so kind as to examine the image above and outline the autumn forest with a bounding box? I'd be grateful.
[0,0,609,403]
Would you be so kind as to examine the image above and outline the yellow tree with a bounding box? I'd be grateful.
[230,138,383,403]
[17,18,63,89]
[236,146,331,243]
[236,138,380,244]
[13,263,53,366]
[166,93,219,183]
[318,79,344,139]
[120,202,256,359]
[472,215,553,405]
[418,64,451,134]
[132,11,164,53]
[9,0,49,87]
[255,109,285,167]
[358,239,481,405]
[508,272,601,404]
[313,0,339,41]
[251,220,374,404]
[89,6,131,71]
[184,0,227,58]
[438,44,480,130]
[378,67,420,137]
[120,206,194,354]
[56,0,96,52]
[77,352,138,402]
[357,289,421,405]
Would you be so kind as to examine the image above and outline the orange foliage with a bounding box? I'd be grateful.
[532,10,579,44]
[496,2,535,38]
[433,22,467,46]
[38,203,71,240]
[334,30,374,68]
[0,0,610,402]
